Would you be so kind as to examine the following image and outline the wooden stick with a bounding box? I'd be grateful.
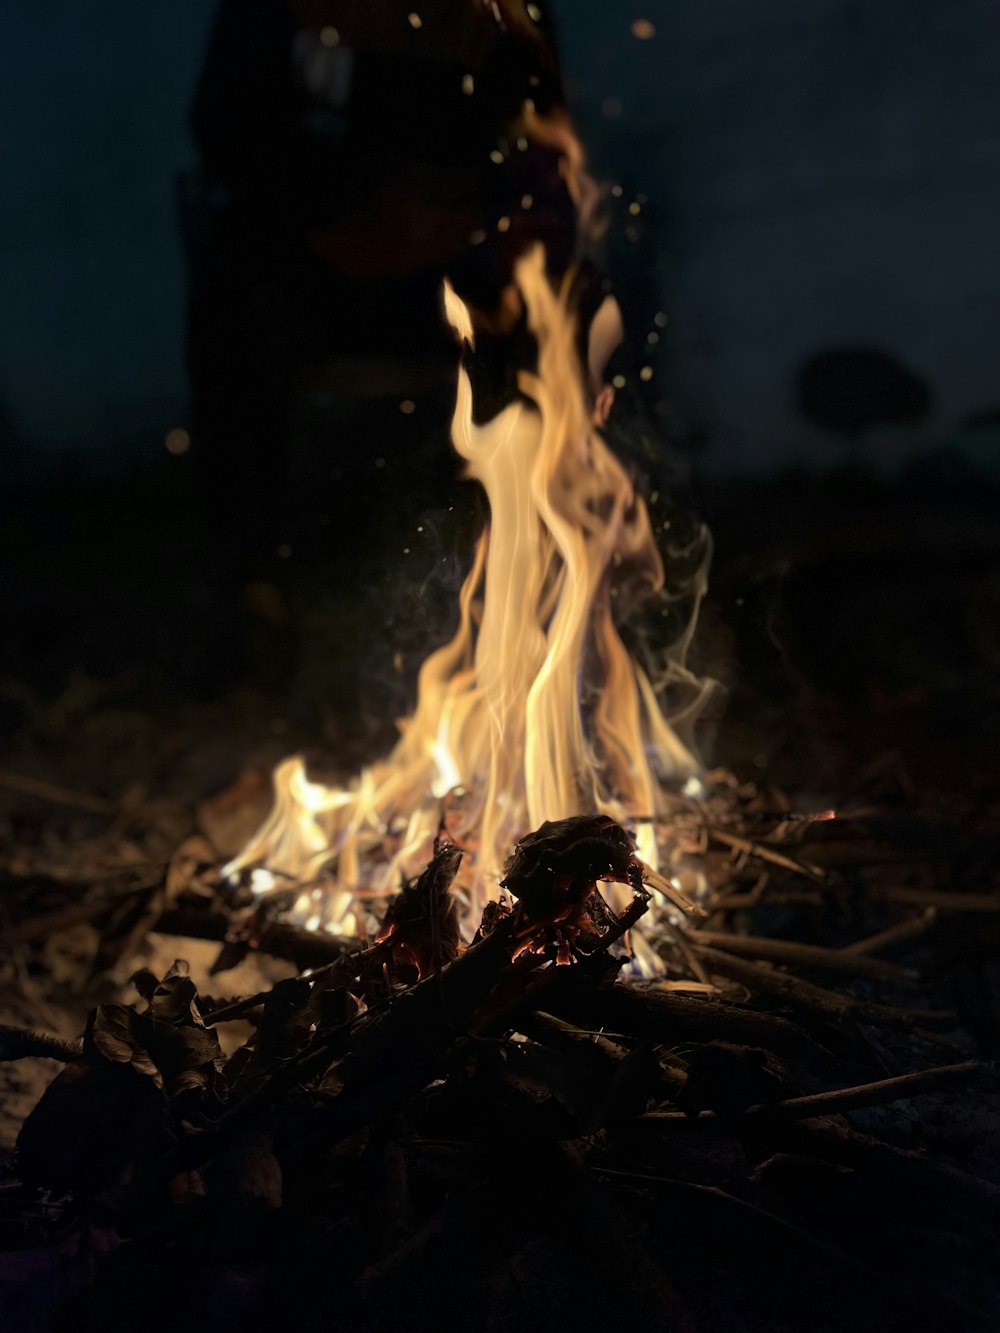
[743,1059,982,1120]
[841,909,937,956]
[708,888,823,911]
[689,929,914,981]
[0,768,118,816]
[9,880,160,943]
[671,929,715,987]
[150,907,356,971]
[779,1118,1000,1217]
[543,981,836,1064]
[0,1025,83,1062]
[706,828,826,881]
[693,945,955,1031]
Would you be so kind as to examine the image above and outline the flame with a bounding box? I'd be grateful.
[226,245,712,945]
[227,94,714,954]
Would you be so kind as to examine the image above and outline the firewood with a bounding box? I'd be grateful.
[0,1025,83,1062]
[742,1059,984,1120]
[694,945,956,1032]
[688,928,915,981]
[542,978,835,1064]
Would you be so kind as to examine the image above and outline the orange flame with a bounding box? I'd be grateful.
[226,245,712,948]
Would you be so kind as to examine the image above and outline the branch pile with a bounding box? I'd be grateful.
[2,814,998,1332]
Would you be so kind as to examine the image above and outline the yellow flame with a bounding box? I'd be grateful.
[227,246,712,943]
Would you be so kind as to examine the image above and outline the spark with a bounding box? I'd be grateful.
[631,19,656,40]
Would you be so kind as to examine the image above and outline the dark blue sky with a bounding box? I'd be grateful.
[2,0,998,473]
[0,1,214,461]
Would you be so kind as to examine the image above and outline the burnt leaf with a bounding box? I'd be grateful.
[87,963,224,1100]
[375,844,463,979]
[499,816,643,962]
[149,970,201,1026]
[501,814,638,902]
[15,1060,175,1198]
[130,968,159,1003]
[223,1131,283,1209]
[256,977,313,1064]
[87,1006,161,1083]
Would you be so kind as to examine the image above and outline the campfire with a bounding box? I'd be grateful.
[1,15,998,1333]
[226,196,713,972]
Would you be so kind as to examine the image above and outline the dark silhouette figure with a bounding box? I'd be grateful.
[184,0,573,590]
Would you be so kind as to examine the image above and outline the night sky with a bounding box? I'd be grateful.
[2,0,998,476]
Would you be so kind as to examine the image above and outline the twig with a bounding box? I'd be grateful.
[706,828,826,881]
[0,769,118,816]
[693,945,955,1032]
[742,1059,983,1120]
[779,1118,1000,1218]
[200,956,355,1025]
[688,930,914,981]
[671,930,714,986]
[841,909,937,956]
[709,888,823,911]
[0,1025,83,1062]
[150,907,356,971]
[9,879,161,942]
[544,981,836,1064]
